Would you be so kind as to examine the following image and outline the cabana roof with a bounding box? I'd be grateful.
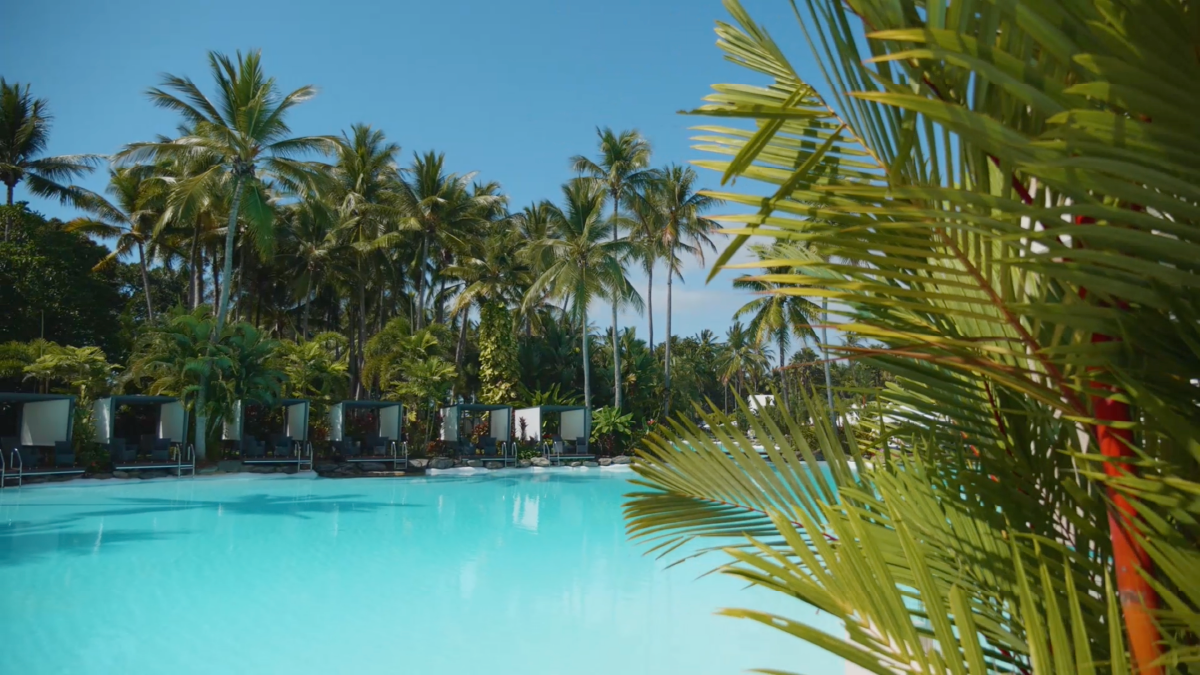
[106,395,180,405]
[525,404,585,413]
[0,392,75,404]
[339,400,402,409]
[445,403,512,412]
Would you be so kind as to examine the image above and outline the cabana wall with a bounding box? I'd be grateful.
[93,396,187,443]
[328,401,403,442]
[513,406,588,443]
[224,399,310,443]
[439,404,513,443]
[0,394,75,447]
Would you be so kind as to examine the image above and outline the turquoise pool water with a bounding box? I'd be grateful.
[0,469,843,674]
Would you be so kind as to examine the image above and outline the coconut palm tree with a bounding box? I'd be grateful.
[116,50,334,458]
[0,79,102,238]
[116,50,335,336]
[524,179,642,411]
[647,165,719,417]
[390,151,502,331]
[570,128,655,411]
[66,166,169,321]
[732,242,820,407]
[717,320,770,403]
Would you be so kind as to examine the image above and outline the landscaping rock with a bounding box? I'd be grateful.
[314,463,339,473]
[360,462,387,472]
[454,460,468,468]
[484,461,503,470]
[409,458,430,469]
[217,460,243,473]
[282,466,298,475]
[516,459,532,468]
[430,458,455,470]
[198,466,218,475]
[247,465,274,474]
[113,470,130,479]
[467,459,484,469]
[92,472,113,479]
[531,457,551,467]
[598,458,612,466]
[612,455,632,465]
[141,470,169,479]
[568,461,582,468]
[583,461,599,468]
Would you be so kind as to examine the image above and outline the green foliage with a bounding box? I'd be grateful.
[275,332,348,422]
[523,383,579,407]
[0,206,132,360]
[628,0,1200,671]
[590,406,633,455]
[477,302,519,404]
[23,344,117,404]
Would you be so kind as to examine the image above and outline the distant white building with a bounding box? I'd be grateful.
[747,395,775,413]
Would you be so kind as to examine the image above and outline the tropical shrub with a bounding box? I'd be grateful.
[627,1,1200,673]
[590,406,633,456]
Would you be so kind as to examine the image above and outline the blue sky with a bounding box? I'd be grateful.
[4,0,812,352]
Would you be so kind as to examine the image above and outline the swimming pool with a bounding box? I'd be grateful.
[0,469,843,674]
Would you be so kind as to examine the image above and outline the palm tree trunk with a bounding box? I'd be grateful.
[664,267,674,419]
[821,297,835,427]
[301,274,313,339]
[3,184,13,241]
[611,200,622,411]
[348,302,358,398]
[190,220,202,308]
[779,333,787,410]
[358,283,367,397]
[582,309,591,412]
[647,265,654,352]
[415,236,429,330]
[210,249,219,307]
[137,241,155,322]
[455,310,468,370]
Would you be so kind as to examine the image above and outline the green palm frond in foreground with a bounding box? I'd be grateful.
[627,0,1200,673]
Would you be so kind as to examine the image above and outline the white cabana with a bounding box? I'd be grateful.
[0,393,75,447]
[328,400,403,442]
[513,405,589,444]
[439,403,512,443]
[748,394,776,413]
[92,395,187,444]
[223,399,310,443]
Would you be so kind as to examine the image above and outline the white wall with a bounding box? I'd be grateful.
[379,404,402,441]
[159,401,186,442]
[286,402,309,441]
[561,409,588,441]
[513,407,541,442]
[329,403,343,441]
[490,409,510,441]
[20,398,72,446]
[92,398,113,443]
[440,407,458,441]
[223,401,244,441]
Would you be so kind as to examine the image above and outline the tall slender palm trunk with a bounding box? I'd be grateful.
[415,236,429,330]
[646,265,654,352]
[778,333,787,409]
[611,199,622,411]
[190,220,202,308]
[301,274,313,338]
[137,241,155,322]
[664,267,674,419]
[582,309,592,414]
[196,173,246,461]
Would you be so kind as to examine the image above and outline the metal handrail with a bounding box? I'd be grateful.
[10,448,22,487]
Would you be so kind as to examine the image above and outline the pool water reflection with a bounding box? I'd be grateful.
[0,469,843,674]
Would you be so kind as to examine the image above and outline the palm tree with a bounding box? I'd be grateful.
[117,50,334,336]
[732,242,820,408]
[717,320,771,403]
[276,194,351,338]
[524,179,641,411]
[117,50,333,458]
[445,227,527,370]
[66,166,168,321]
[391,151,502,331]
[0,79,101,238]
[649,165,719,417]
[570,128,655,411]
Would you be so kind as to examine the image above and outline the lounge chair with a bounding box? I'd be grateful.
[140,433,157,458]
[151,438,171,462]
[480,436,497,456]
[575,437,591,457]
[335,439,361,459]
[54,441,76,467]
[272,435,293,458]
[18,446,42,469]
[363,435,387,457]
[108,438,136,464]
[242,436,266,459]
